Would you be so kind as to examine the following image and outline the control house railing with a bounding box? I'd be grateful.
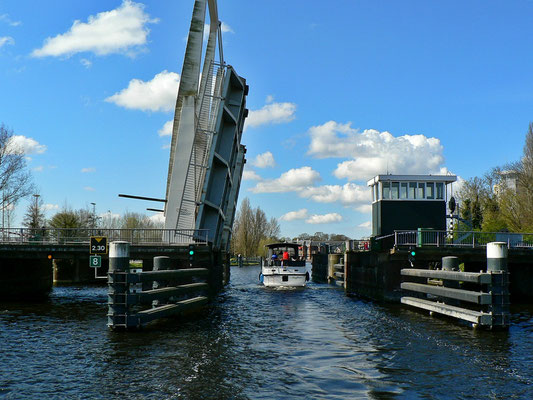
[392,230,533,249]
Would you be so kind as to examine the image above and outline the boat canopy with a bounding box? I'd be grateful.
[265,242,300,257]
[265,242,299,249]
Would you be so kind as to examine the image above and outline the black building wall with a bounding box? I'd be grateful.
[372,200,446,236]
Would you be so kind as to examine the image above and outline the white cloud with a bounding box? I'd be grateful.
[252,151,276,168]
[0,36,14,48]
[245,102,296,130]
[280,208,308,221]
[161,143,171,150]
[306,213,342,224]
[250,166,320,193]
[265,95,274,104]
[356,204,372,214]
[300,183,370,207]
[102,211,121,218]
[43,204,60,212]
[358,221,371,228]
[80,58,92,68]
[307,121,445,181]
[106,70,179,112]
[242,170,262,181]
[148,213,165,225]
[221,22,234,34]
[32,166,44,172]
[84,186,96,192]
[7,135,46,155]
[0,14,21,27]
[203,21,234,40]
[31,0,157,58]
[158,120,173,136]
[81,167,95,173]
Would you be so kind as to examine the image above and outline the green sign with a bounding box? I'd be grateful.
[90,255,102,268]
[90,236,108,254]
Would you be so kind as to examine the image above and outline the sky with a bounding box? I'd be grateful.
[1,0,533,239]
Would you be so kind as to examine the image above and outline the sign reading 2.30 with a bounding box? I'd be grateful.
[90,236,108,254]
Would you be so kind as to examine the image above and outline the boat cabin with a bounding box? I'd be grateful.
[265,243,305,267]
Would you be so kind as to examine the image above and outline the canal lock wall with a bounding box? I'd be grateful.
[312,247,533,304]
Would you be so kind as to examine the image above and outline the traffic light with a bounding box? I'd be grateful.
[408,248,416,267]
[188,244,195,266]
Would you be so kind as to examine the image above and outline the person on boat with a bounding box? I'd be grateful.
[281,250,290,267]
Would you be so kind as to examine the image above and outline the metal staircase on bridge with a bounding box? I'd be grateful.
[176,62,225,232]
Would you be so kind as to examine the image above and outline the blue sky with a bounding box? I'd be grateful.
[1,0,533,238]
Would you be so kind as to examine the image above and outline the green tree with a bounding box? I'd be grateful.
[23,194,45,229]
[457,122,533,233]
[330,233,350,241]
[49,209,81,229]
[481,198,507,232]
[471,198,483,230]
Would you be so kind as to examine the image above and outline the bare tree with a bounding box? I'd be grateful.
[265,217,281,240]
[120,211,159,229]
[232,198,281,256]
[0,124,34,215]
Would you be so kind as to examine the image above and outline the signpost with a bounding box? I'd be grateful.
[90,236,108,255]
[90,255,102,268]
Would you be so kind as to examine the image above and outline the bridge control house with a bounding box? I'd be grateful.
[367,174,457,237]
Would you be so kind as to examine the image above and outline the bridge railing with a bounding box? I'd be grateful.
[0,228,209,245]
[392,230,533,249]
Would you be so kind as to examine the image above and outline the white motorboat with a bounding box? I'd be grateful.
[261,243,309,287]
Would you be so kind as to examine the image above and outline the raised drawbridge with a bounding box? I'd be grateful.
[164,0,248,252]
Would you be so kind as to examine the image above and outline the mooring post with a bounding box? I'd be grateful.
[486,242,510,329]
[107,241,131,330]
[153,256,171,308]
[441,256,460,305]
[328,254,341,283]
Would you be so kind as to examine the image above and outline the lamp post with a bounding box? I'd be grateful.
[33,194,40,228]
[91,202,97,230]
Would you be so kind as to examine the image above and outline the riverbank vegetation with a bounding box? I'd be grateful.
[456,122,533,232]
[231,198,280,257]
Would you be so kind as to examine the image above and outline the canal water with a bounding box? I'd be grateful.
[1,264,532,399]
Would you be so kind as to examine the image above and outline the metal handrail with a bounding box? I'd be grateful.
[392,229,533,249]
[0,228,210,245]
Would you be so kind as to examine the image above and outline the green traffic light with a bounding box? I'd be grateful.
[410,251,416,256]
[189,250,194,256]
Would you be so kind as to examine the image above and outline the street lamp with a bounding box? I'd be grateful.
[90,202,96,229]
[32,194,40,237]
[33,194,40,220]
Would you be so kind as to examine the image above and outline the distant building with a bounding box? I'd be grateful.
[367,174,457,237]
[493,170,519,197]
[299,240,328,260]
